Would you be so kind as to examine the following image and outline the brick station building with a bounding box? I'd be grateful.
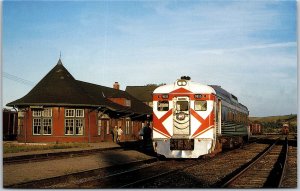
[7,59,152,143]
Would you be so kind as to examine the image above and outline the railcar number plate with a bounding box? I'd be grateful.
[170,139,194,150]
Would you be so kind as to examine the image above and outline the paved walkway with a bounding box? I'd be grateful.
[3,141,154,187]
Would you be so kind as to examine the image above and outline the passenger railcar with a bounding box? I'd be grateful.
[152,76,249,158]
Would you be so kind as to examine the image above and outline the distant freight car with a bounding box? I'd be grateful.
[250,123,262,135]
[152,76,249,158]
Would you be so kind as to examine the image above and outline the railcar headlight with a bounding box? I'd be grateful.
[177,80,187,86]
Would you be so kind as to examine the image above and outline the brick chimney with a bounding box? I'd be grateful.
[113,82,120,90]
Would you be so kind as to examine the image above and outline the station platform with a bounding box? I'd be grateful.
[3,141,155,187]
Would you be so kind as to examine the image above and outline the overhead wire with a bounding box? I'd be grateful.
[3,72,35,87]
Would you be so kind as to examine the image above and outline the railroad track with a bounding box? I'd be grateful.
[221,137,288,188]
[126,136,285,188]
[7,136,294,188]
[279,139,297,188]
[60,159,202,188]
[8,157,158,188]
[61,137,285,188]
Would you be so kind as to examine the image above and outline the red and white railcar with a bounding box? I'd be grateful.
[152,76,249,158]
[152,77,218,158]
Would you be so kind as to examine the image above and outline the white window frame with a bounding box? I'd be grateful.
[32,108,53,135]
[65,109,75,117]
[42,108,52,117]
[33,110,42,117]
[98,119,102,136]
[75,119,84,135]
[76,109,84,117]
[125,120,130,135]
[33,118,42,135]
[43,118,52,135]
[65,119,74,135]
[18,117,23,135]
[106,125,110,135]
[64,108,85,136]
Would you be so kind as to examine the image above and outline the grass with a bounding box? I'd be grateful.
[249,114,297,124]
[3,142,91,154]
[249,114,297,133]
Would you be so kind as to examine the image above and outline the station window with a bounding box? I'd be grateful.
[33,118,42,135]
[125,120,131,135]
[98,120,102,136]
[157,101,169,111]
[76,109,84,117]
[65,109,75,117]
[106,121,110,135]
[32,110,42,117]
[18,118,23,135]
[32,108,52,135]
[65,109,84,136]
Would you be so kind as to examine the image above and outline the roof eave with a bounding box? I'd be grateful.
[6,102,105,108]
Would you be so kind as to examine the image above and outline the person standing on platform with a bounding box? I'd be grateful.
[117,126,123,143]
[113,126,118,143]
[142,122,152,151]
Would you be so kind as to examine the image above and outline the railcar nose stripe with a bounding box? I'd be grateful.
[190,109,212,137]
[153,109,172,137]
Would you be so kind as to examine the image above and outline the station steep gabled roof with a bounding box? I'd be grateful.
[7,59,152,116]
[7,59,100,107]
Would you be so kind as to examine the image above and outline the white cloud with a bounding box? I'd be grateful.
[3,1,297,117]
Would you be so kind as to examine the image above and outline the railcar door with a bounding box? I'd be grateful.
[173,97,190,135]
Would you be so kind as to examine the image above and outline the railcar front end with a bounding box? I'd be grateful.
[152,77,218,158]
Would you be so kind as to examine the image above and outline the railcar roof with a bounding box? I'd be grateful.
[209,85,232,101]
[153,80,216,94]
[210,85,249,113]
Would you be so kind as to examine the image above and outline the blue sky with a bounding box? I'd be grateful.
[2,0,297,117]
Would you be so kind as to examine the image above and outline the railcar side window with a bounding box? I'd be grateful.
[176,101,189,111]
[157,101,169,111]
[194,100,207,111]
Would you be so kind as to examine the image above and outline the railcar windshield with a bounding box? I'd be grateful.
[176,101,189,111]
[157,101,169,111]
[195,100,207,111]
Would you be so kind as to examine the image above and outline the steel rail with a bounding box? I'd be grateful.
[7,158,158,188]
[220,138,279,188]
[278,137,289,187]
[119,168,178,188]
[119,160,200,188]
